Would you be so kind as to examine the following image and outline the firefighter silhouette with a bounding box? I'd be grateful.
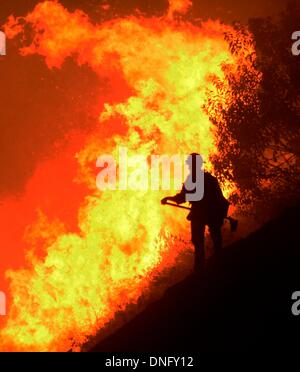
[161,153,229,272]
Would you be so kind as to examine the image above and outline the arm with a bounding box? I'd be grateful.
[161,185,186,205]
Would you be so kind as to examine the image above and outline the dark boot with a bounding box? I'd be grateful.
[194,245,205,274]
[209,224,223,255]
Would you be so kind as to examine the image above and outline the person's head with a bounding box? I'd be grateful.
[184,153,204,202]
[185,153,203,176]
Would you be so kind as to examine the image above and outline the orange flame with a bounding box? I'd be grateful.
[167,0,192,19]
[0,0,258,351]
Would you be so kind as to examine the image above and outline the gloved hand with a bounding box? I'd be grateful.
[161,197,169,205]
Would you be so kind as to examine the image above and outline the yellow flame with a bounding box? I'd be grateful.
[0,1,258,351]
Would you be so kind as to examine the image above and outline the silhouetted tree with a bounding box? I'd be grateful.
[205,2,300,217]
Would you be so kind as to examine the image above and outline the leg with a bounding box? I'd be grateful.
[209,223,223,254]
[191,220,206,272]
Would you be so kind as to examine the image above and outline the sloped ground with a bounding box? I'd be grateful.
[90,204,300,351]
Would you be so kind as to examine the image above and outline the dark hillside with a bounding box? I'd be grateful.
[91,205,300,352]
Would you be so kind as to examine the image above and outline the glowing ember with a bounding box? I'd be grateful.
[0,0,258,351]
